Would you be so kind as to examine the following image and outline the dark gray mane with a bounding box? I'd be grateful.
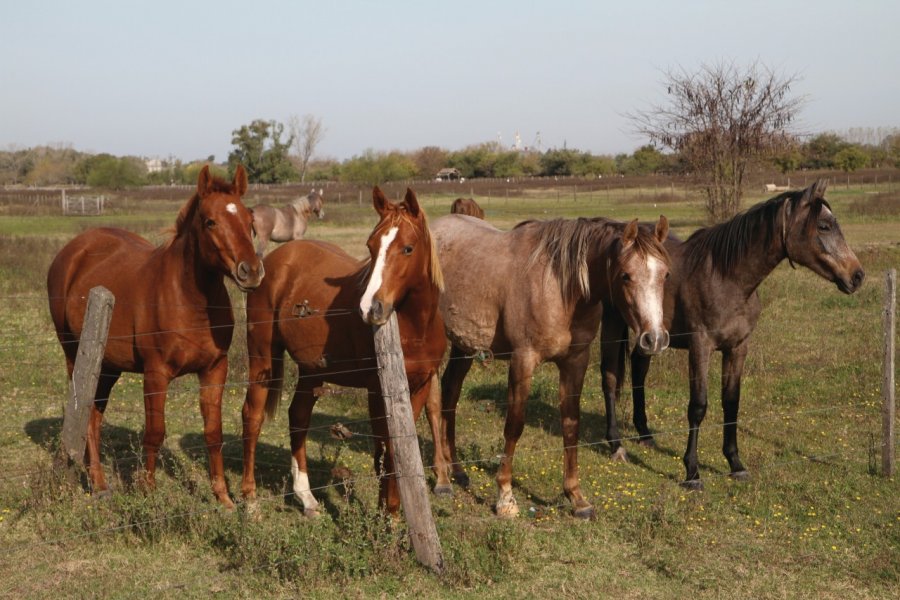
[682,191,827,277]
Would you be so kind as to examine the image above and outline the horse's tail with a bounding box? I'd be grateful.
[264,357,284,422]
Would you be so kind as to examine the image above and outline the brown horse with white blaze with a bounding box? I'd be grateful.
[240,187,446,515]
[47,165,264,507]
[432,213,671,518]
[614,180,865,489]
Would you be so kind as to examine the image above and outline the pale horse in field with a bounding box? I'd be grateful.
[251,189,325,256]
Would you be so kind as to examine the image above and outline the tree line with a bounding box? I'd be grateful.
[4,129,897,190]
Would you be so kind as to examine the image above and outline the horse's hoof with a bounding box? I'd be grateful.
[729,470,750,481]
[452,472,470,488]
[638,437,656,448]
[610,447,629,462]
[573,505,595,520]
[433,484,454,497]
[303,507,321,518]
[680,479,704,492]
[495,498,519,519]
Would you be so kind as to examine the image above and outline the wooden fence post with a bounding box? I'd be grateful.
[373,313,444,573]
[883,269,896,477]
[61,286,115,465]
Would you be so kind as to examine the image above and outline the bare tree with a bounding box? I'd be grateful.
[288,114,326,183]
[629,61,805,221]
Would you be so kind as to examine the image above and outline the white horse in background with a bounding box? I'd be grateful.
[251,189,325,256]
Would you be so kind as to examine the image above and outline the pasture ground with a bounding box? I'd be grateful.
[0,179,898,598]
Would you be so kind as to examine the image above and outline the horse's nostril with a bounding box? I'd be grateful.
[237,261,250,281]
[639,331,652,350]
[661,330,670,349]
[852,269,865,287]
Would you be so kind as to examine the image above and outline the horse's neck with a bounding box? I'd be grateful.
[396,282,442,333]
[709,215,788,296]
[160,234,225,301]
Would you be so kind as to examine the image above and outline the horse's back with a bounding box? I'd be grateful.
[48,228,154,340]
[249,239,373,379]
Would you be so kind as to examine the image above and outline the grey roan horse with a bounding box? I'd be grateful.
[432,213,671,518]
[251,189,324,255]
[601,180,865,489]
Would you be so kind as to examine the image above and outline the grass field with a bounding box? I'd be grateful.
[0,181,897,598]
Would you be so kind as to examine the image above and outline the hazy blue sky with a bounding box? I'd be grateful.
[2,0,898,162]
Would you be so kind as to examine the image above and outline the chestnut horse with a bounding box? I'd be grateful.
[450,197,485,219]
[240,187,446,515]
[432,213,671,518]
[47,166,264,507]
[611,180,864,489]
[251,188,325,256]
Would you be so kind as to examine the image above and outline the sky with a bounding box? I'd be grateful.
[2,0,898,163]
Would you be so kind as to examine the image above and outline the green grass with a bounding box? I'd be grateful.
[0,182,897,598]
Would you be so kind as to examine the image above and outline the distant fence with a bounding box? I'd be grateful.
[61,190,105,216]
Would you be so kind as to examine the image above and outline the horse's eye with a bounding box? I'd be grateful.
[622,273,631,282]
[665,272,670,280]
[817,221,832,233]
[402,245,414,255]
[205,218,217,229]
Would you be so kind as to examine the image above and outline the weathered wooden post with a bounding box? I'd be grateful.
[883,269,896,477]
[373,312,444,573]
[61,286,115,465]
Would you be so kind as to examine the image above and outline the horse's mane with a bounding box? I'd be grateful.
[290,195,313,216]
[357,208,444,293]
[682,190,828,277]
[164,174,242,246]
[519,217,668,305]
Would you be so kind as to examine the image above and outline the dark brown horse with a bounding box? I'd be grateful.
[251,188,325,256]
[609,180,864,488]
[240,187,446,515]
[47,166,264,507]
[450,197,485,219]
[433,213,671,518]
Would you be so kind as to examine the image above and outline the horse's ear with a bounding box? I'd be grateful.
[402,188,421,217]
[623,219,639,246]
[654,214,669,243]
[197,165,212,197]
[318,188,324,196]
[372,186,390,216]
[799,179,826,206]
[233,165,248,196]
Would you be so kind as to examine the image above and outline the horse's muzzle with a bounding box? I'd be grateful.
[836,268,865,294]
[360,298,392,326]
[234,260,265,291]
[637,329,670,356]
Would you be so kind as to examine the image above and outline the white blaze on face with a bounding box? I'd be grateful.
[359,226,398,317]
[638,256,666,330]
[226,202,238,215]
[291,456,319,511]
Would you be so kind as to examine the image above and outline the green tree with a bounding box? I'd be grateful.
[340,149,416,185]
[802,133,849,169]
[833,146,869,172]
[228,119,297,183]
[78,154,146,188]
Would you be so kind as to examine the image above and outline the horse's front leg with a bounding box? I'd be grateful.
[142,367,171,490]
[631,346,655,446]
[198,359,234,508]
[682,337,713,489]
[599,312,628,461]
[495,350,539,518]
[558,348,593,519]
[722,343,749,479]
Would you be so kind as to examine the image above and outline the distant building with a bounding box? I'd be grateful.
[435,167,461,181]
[145,158,164,173]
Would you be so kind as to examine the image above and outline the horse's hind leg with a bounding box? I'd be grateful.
[85,369,120,496]
[414,373,451,495]
[287,376,321,516]
[721,344,749,479]
[439,345,473,487]
[558,350,593,519]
